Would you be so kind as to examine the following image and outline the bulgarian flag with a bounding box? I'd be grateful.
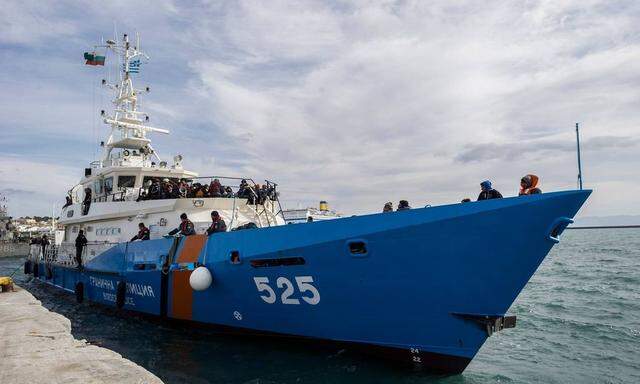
[84,52,105,66]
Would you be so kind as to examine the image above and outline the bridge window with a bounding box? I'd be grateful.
[104,177,113,194]
[118,175,136,189]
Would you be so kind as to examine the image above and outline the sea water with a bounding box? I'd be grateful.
[1,228,638,383]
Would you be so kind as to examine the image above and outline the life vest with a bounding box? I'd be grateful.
[519,174,540,195]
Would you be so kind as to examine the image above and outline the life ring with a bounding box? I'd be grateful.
[33,263,39,278]
[24,260,31,275]
[123,149,130,157]
[75,282,84,303]
[116,281,126,309]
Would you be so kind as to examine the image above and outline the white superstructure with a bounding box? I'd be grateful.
[39,33,285,265]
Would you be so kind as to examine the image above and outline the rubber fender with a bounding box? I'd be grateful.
[24,260,31,275]
[116,281,126,309]
[45,265,53,280]
[75,282,84,303]
[33,263,39,278]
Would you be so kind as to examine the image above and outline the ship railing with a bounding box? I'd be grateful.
[93,190,128,203]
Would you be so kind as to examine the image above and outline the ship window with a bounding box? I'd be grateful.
[72,226,78,233]
[93,179,103,195]
[250,257,306,268]
[347,240,368,256]
[230,250,241,264]
[104,177,113,194]
[118,175,136,189]
[86,226,93,232]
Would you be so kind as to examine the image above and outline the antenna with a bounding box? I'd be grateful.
[575,123,583,190]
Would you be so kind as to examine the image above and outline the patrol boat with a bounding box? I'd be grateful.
[28,33,591,374]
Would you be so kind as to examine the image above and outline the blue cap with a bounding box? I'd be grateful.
[480,180,492,191]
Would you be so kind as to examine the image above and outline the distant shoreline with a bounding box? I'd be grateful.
[568,225,640,229]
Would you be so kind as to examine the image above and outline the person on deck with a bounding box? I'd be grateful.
[82,188,92,215]
[397,200,411,211]
[206,211,227,235]
[519,174,542,195]
[41,235,50,259]
[75,230,87,268]
[477,180,503,201]
[148,179,161,199]
[63,194,72,208]
[130,223,150,241]
[168,213,195,236]
[209,179,222,197]
[383,202,393,212]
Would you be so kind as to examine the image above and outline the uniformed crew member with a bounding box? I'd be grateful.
[131,222,150,241]
[206,211,227,235]
[75,230,87,268]
[168,213,195,236]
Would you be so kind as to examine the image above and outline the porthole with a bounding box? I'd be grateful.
[230,250,241,264]
[347,239,369,257]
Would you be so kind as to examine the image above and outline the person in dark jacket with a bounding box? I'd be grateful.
[41,235,50,258]
[383,202,393,212]
[397,200,411,211]
[519,174,542,195]
[206,211,227,235]
[82,188,92,215]
[131,223,150,241]
[477,180,503,201]
[63,194,72,208]
[168,213,195,236]
[75,230,87,268]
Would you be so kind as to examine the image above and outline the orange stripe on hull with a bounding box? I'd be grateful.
[177,235,207,263]
[171,270,193,320]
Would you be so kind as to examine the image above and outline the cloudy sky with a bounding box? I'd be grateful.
[1,0,639,219]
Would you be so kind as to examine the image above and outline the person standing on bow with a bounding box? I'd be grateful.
[477,180,503,201]
[131,222,150,241]
[519,174,542,195]
[206,211,227,235]
[168,213,195,236]
[75,230,87,268]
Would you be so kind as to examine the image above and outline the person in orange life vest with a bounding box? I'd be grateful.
[168,213,195,236]
[131,222,150,241]
[519,174,542,195]
[206,211,227,235]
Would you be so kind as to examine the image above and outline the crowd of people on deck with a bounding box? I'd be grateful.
[382,173,543,212]
[39,173,546,270]
[62,179,278,211]
[137,178,278,205]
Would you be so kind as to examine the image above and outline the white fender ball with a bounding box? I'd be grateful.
[189,266,213,291]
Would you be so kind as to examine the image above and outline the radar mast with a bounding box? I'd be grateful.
[92,33,169,167]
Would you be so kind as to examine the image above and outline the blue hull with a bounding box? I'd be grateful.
[30,190,590,373]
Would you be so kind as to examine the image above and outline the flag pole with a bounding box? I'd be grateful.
[575,123,583,190]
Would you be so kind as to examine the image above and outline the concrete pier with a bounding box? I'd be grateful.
[0,286,163,384]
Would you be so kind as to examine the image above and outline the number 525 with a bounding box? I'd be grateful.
[253,276,320,305]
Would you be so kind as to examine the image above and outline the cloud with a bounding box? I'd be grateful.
[455,135,640,163]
